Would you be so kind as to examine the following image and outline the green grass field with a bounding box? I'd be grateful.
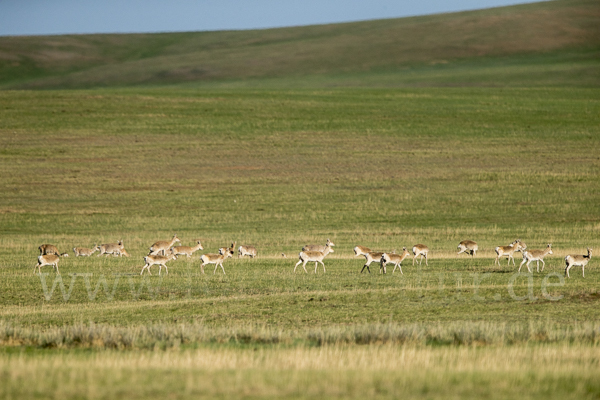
[1,0,600,398]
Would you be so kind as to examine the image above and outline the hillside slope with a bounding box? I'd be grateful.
[0,0,598,89]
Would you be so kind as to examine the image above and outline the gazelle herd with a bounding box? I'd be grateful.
[33,236,592,278]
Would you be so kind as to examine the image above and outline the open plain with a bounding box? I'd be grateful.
[1,0,599,398]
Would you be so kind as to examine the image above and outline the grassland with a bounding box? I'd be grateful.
[1,0,600,398]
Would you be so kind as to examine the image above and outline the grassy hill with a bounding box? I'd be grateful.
[0,0,598,89]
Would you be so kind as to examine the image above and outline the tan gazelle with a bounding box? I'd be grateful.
[140,253,178,275]
[303,238,335,253]
[381,247,411,274]
[200,251,232,274]
[171,240,204,258]
[238,245,257,258]
[149,234,181,256]
[294,241,334,274]
[457,240,478,257]
[565,248,592,278]
[73,244,99,257]
[519,244,553,273]
[495,239,526,266]
[412,244,429,266]
[39,244,59,256]
[34,253,62,275]
[353,245,371,257]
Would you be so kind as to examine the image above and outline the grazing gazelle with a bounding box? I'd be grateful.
[149,234,181,256]
[39,244,59,256]
[381,248,411,274]
[140,253,178,275]
[238,245,257,258]
[171,240,204,258]
[219,242,236,257]
[73,245,99,257]
[353,245,371,257]
[294,242,334,274]
[34,253,62,275]
[457,240,478,257]
[565,248,592,278]
[360,251,385,274]
[303,238,335,253]
[495,239,526,266]
[199,251,232,274]
[519,244,553,273]
[412,244,429,266]
[98,240,127,257]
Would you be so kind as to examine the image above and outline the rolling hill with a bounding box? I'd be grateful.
[0,0,598,89]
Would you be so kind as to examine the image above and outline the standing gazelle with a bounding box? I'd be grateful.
[381,247,411,274]
[412,244,429,266]
[34,254,61,275]
[149,234,181,256]
[140,253,178,275]
[199,251,232,274]
[495,239,526,266]
[294,242,334,274]
[565,248,592,278]
[171,240,203,258]
[219,242,236,257]
[457,240,478,257]
[519,244,553,273]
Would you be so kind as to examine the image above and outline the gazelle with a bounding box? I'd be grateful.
[199,251,232,274]
[457,240,478,257]
[73,245,99,257]
[294,242,334,274]
[519,244,553,273]
[495,239,526,266]
[34,253,61,275]
[412,244,429,266]
[219,242,236,257]
[149,234,181,256]
[381,248,411,274]
[360,252,385,274]
[238,245,257,258]
[140,253,178,275]
[303,238,335,253]
[565,248,592,278]
[98,240,126,257]
[39,244,59,256]
[353,245,371,257]
[171,240,204,258]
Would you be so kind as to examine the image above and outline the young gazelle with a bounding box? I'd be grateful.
[303,239,335,253]
[39,244,59,256]
[73,245,99,257]
[565,248,592,278]
[494,239,526,266]
[171,240,204,258]
[457,240,478,257]
[140,253,178,275]
[381,248,411,274]
[149,234,181,256]
[361,252,385,274]
[34,254,61,275]
[294,242,334,274]
[412,244,429,266]
[519,244,553,273]
[199,251,232,274]
[238,245,257,258]
[353,245,371,257]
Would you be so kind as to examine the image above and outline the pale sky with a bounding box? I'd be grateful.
[1,0,542,36]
